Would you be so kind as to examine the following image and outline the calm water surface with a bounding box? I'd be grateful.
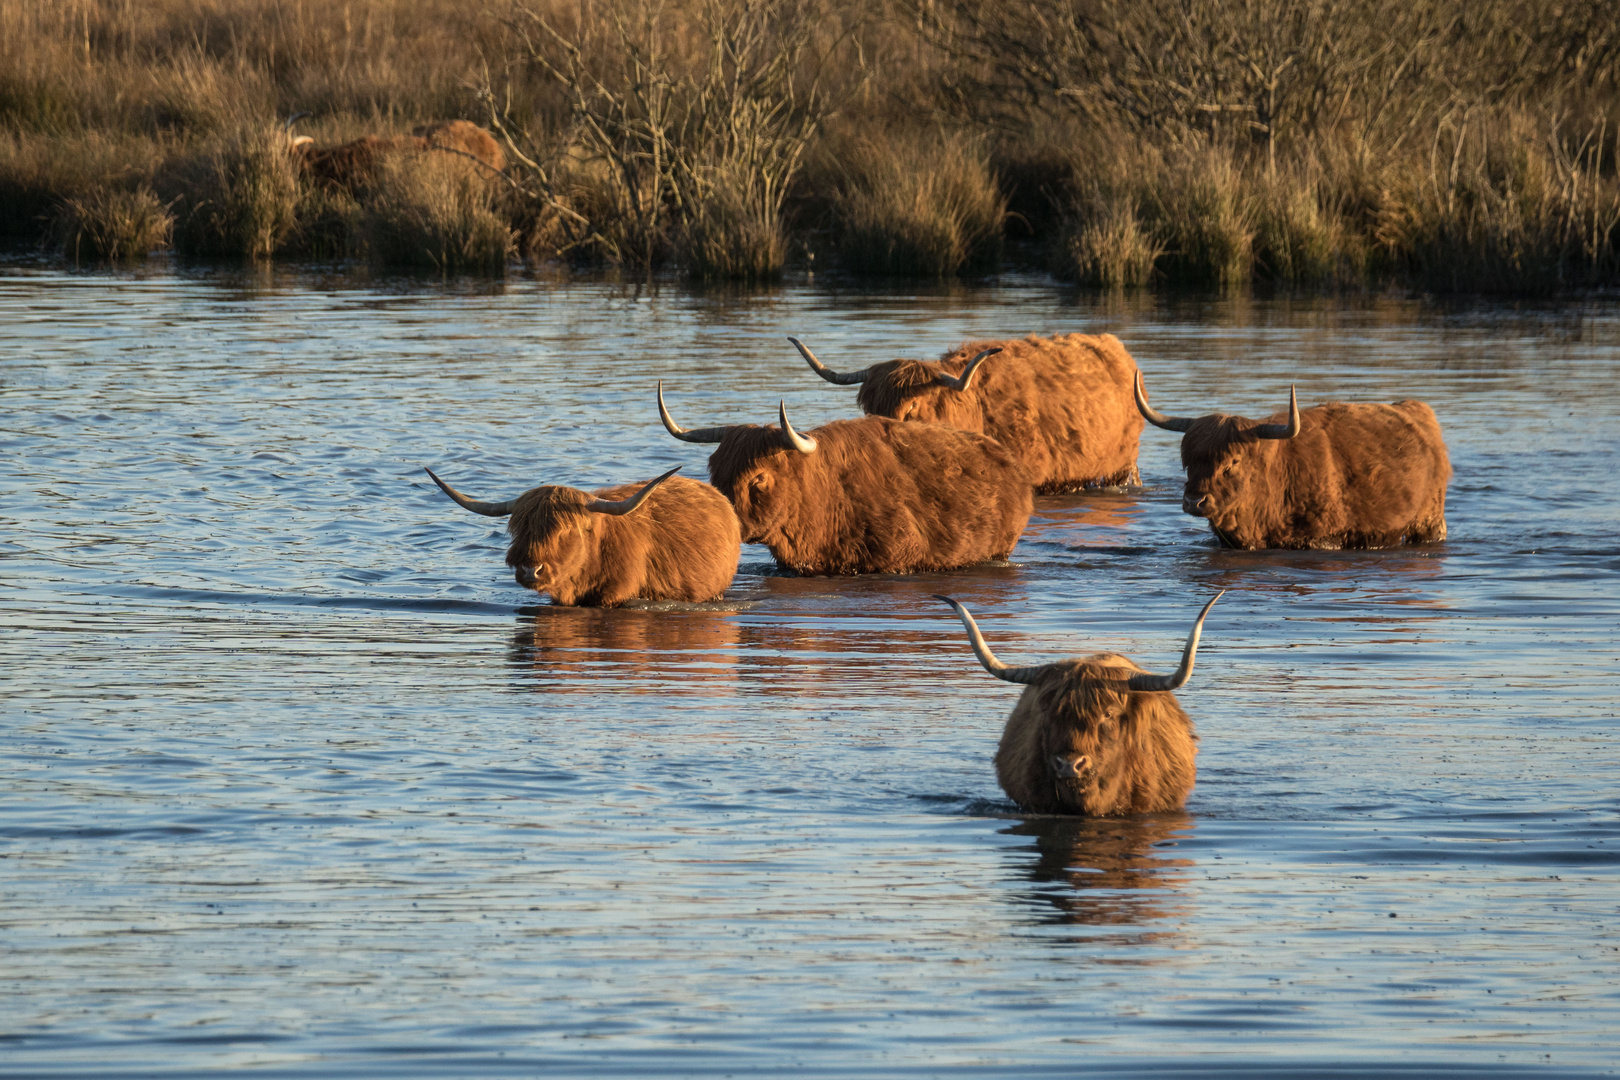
[2,266,1619,1078]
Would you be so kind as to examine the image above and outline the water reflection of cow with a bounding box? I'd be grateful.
[1003,813,1193,931]
[509,608,742,695]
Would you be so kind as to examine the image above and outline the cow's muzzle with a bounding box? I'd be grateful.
[1182,493,1212,518]
[513,564,545,589]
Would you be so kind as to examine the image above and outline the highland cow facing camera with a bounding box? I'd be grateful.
[658,384,1032,575]
[935,592,1223,816]
[791,333,1143,492]
[425,465,740,606]
[1135,372,1451,550]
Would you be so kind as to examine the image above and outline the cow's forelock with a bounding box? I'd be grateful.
[504,486,595,585]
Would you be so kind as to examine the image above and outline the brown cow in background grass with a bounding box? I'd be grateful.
[791,333,1143,492]
[658,384,1032,575]
[290,119,505,189]
[424,465,740,606]
[1135,373,1451,550]
[935,592,1223,816]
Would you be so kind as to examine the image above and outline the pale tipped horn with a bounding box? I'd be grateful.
[933,596,1049,685]
[934,347,1000,391]
[284,111,311,132]
[1252,386,1301,440]
[789,336,869,385]
[1127,591,1225,692]
[423,466,516,517]
[586,466,681,516]
[778,401,817,454]
[1135,369,1194,432]
[658,381,733,444]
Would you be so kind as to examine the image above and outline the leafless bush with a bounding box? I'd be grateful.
[484,0,845,276]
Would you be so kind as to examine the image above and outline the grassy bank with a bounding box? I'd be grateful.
[3,0,1618,292]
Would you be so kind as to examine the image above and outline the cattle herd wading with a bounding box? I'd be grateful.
[423,332,1454,816]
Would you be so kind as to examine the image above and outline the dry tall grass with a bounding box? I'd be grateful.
[361,154,513,272]
[1,0,1617,289]
[830,132,1006,277]
[56,185,174,261]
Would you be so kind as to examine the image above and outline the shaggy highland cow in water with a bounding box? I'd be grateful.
[790,333,1143,492]
[424,465,739,606]
[935,592,1223,816]
[1135,373,1451,550]
[657,384,1033,575]
[288,119,506,189]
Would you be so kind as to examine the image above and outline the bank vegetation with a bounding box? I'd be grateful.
[3,0,1618,291]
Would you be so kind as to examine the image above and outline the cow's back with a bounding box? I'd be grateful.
[755,416,1033,574]
[1285,400,1450,547]
[940,333,1142,491]
[598,476,740,602]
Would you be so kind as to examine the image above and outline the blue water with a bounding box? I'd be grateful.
[2,267,1618,1077]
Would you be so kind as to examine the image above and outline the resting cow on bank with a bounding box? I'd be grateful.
[1135,373,1452,550]
[657,384,1032,575]
[790,333,1143,492]
[935,592,1224,816]
[424,465,739,606]
[289,119,506,189]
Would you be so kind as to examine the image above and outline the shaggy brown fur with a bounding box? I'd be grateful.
[292,120,505,189]
[706,416,1033,575]
[503,475,740,606]
[1175,400,1451,550]
[847,333,1143,492]
[996,656,1198,816]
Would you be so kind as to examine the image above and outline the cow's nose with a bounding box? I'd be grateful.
[514,565,536,585]
[1182,493,1211,517]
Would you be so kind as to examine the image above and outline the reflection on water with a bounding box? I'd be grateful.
[1004,812,1194,935]
[2,267,1618,1077]
[509,606,743,694]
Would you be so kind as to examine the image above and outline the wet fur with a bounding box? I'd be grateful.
[294,120,505,189]
[996,657,1198,816]
[1178,400,1451,550]
[504,475,740,606]
[706,415,1032,575]
[852,333,1143,492]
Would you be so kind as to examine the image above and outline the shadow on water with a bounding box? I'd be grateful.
[1001,812,1195,937]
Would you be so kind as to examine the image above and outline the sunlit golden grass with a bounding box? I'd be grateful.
[360,154,513,273]
[0,0,1616,290]
[56,185,174,261]
[830,132,1006,277]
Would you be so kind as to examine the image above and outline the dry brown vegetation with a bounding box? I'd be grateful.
[2,0,1617,291]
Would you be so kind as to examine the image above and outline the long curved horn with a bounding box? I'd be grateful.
[778,401,818,454]
[586,466,681,516]
[1127,591,1224,692]
[933,596,1048,685]
[284,111,312,131]
[658,381,733,444]
[789,336,869,385]
[1135,370,1195,432]
[1251,386,1301,440]
[423,466,516,517]
[934,347,1000,391]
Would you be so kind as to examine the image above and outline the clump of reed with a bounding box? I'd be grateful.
[167,123,300,258]
[676,163,790,282]
[830,132,1006,277]
[54,185,174,261]
[1374,110,1620,293]
[359,152,513,272]
[1053,187,1163,288]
